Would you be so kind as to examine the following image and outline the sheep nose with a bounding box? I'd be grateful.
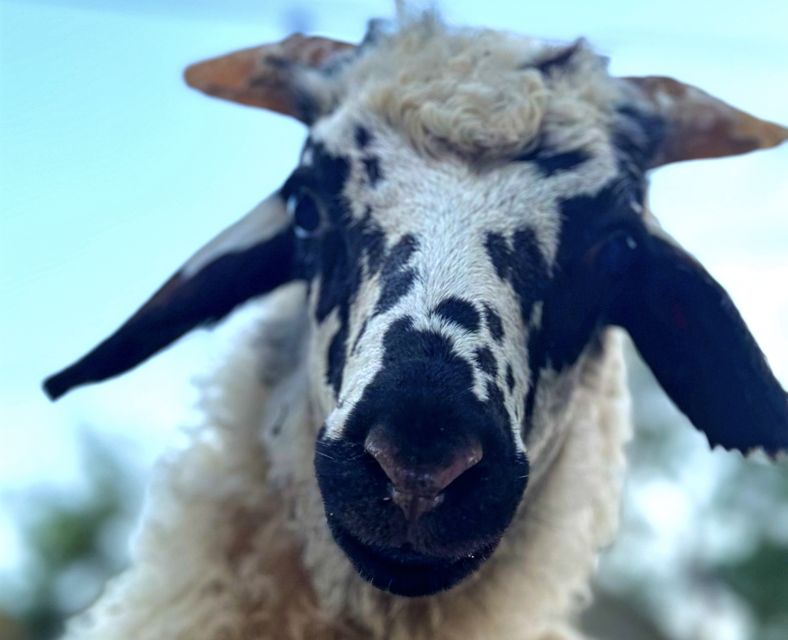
[364,426,483,522]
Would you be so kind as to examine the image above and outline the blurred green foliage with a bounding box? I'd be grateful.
[587,347,788,640]
[0,432,139,640]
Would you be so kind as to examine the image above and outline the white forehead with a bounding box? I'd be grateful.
[310,108,619,254]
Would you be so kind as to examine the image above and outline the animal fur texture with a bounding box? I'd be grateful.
[52,11,787,640]
[306,16,620,162]
[63,286,630,640]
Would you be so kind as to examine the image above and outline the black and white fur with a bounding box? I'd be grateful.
[45,13,787,640]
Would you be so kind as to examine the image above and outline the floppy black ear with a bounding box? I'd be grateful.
[44,194,295,400]
[611,230,787,456]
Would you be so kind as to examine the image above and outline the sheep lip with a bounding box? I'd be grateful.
[330,522,497,597]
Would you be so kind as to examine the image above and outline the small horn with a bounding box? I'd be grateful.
[184,34,355,122]
[44,194,295,400]
[624,76,788,166]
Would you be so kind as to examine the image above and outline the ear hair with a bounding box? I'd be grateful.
[44,194,296,400]
[610,229,787,456]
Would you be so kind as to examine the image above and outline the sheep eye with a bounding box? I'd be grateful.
[287,191,323,237]
[598,232,638,276]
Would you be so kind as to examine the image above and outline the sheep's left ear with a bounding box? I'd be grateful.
[43,194,295,400]
[624,76,788,166]
[609,230,787,456]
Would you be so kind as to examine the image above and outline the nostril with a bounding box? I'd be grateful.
[364,425,483,519]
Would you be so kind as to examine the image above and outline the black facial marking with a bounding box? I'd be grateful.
[375,270,416,316]
[359,208,386,275]
[475,347,497,378]
[485,380,508,424]
[484,230,549,323]
[483,303,505,342]
[506,364,515,393]
[433,297,481,333]
[355,125,372,149]
[533,177,644,375]
[293,142,382,397]
[510,228,550,321]
[484,232,510,280]
[519,138,649,428]
[373,235,419,316]
[327,324,349,394]
[517,147,590,177]
[363,156,383,186]
[306,148,352,322]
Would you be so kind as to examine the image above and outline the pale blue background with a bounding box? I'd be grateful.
[1,1,787,634]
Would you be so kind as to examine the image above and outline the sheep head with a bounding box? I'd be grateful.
[45,16,787,597]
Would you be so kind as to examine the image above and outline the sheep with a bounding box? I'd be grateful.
[44,12,788,640]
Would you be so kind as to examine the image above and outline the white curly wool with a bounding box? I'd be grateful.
[305,14,620,161]
[63,286,631,640]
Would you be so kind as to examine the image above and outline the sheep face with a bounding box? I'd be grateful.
[293,102,638,595]
[44,14,788,603]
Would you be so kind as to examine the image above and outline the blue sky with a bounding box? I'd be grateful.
[1,0,786,580]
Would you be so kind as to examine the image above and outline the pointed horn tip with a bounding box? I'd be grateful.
[753,119,788,150]
[776,123,788,145]
[182,62,203,90]
[183,49,260,94]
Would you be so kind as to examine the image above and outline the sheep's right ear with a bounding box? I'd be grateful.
[611,230,788,457]
[183,34,355,123]
[43,194,295,400]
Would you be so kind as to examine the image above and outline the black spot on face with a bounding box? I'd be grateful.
[475,347,497,378]
[290,142,386,397]
[536,180,642,371]
[506,364,515,393]
[517,147,590,177]
[363,156,383,186]
[373,235,419,316]
[359,208,386,275]
[355,125,372,149]
[374,269,416,316]
[483,304,505,342]
[484,230,549,322]
[327,324,349,395]
[510,228,549,322]
[484,232,510,281]
[433,297,481,333]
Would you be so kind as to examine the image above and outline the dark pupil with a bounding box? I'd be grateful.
[294,195,321,232]
[599,232,638,276]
